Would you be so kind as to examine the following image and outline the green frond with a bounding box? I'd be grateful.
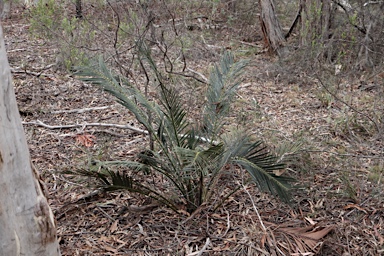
[136,39,162,82]
[233,158,293,203]
[183,128,200,149]
[242,141,286,171]
[174,143,226,210]
[275,140,304,163]
[203,51,249,141]
[223,130,293,202]
[72,51,295,214]
[91,159,148,174]
[221,130,253,162]
[74,57,158,133]
[74,167,180,212]
[101,170,136,191]
[176,143,225,176]
[158,86,190,148]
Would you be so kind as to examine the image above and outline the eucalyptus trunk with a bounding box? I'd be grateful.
[0,25,61,255]
[0,0,11,19]
[259,0,288,57]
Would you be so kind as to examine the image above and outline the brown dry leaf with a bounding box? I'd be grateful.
[278,225,334,254]
[103,244,118,253]
[344,203,368,214]
[98,236,110,243]
[75,133,96,147]
[374,225,384,245]
[110,219,119,233]
[260,233,267,248]
[273,169,286,176]
[305,217,317,225]
[303,226,334,240]
[292,236,307,251]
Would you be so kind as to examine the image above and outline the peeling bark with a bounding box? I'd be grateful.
[259,0,288,57]
[0,25,61,255]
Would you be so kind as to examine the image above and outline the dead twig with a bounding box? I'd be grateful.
[187,237,210,256]
[186,67,208,83]
[241,183,266,232]
[50,105,115,114]
[316,76,380,133]
[10,66,56,77]
[22,120,148,134]
[305,149,384,159]
[23,120,219,145]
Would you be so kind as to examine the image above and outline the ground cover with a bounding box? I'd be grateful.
[2,2,384,255]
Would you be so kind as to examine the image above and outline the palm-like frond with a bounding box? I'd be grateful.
[158,86,190,148]
[242,141,285,171]
[74,57,160,134]
[239,146,293,203]
[176,143,224,178]
[72,51,295,214]
[234,158,293,203]
[174,143,225,211]
[73,167,180,212]
[203,52,249,141]
[75,56,193,151]
[223,131,293,203]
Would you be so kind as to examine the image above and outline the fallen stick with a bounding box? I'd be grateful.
[22,120,148,134]
[50,105,115,114]
[23,120,218,144]
[10,66,55,78]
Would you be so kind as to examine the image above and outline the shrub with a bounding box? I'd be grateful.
[74,49,294,214]
[28,0,92,70]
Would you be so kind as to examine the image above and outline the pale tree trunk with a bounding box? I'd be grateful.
[259,0,288,57]
[300,0,332,46]
[0,0,39,19]
[299,0,333,63]
[0,0,11,19]
[0,25,61,255]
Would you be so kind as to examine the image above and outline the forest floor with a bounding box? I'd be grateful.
[3,3,384,256]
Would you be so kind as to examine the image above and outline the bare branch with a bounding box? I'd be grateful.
[22,120,148,134]
[22,120,218,144]
[50,105,115,114]
[316,76,380,133]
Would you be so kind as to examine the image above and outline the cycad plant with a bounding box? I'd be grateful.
[74,49,294,214]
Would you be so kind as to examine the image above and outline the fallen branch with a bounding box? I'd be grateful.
[22,120,148,134]
[317,75,380,133]
[59,129,138,138]
[305,149,384,159]
[10,66,55,78]
[239,40,260,47]
[188,237,210,256]
[50,105,115,114]
[23,120,218,144]
[7,48,26,53]
[186,67,208,83]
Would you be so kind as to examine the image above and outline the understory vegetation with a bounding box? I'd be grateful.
[74,50,294,214]
[4,0,383,255]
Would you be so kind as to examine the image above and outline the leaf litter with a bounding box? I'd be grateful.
[3,3,384,255]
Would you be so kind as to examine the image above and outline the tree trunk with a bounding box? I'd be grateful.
[300,0,332,46]
[259,0,288,57]
[75,0,82,19]
[0,25,61,255]
[0,0,11,19]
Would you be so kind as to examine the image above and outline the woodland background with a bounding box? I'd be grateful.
[1,0,384,255]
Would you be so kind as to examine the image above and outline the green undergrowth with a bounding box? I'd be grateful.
[71,49,296,214]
